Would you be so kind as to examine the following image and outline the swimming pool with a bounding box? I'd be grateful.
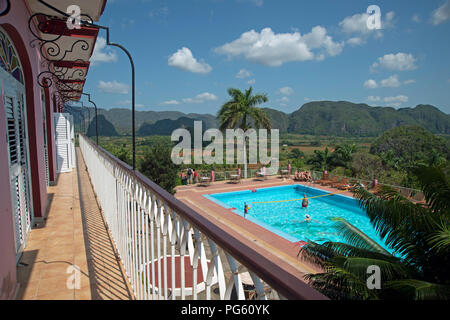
[205,184,389,251]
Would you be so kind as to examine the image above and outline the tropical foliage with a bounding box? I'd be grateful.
[307,147,333,171]
[300,165,450,300]
[139,143,179,194]
[217,87,271,131]
[370,125,449,168]
[307,144,357,171]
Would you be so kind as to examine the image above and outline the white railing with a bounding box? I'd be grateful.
[78,134,327,300]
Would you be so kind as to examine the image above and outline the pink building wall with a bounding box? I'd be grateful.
[0,0,59,299]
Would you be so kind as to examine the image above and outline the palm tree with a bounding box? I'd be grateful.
[300,165,450,300]
[332,144,357,169]
[217,87,271,178]
[307,147,334,171]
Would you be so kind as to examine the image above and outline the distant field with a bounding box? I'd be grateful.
[280,134,374,155]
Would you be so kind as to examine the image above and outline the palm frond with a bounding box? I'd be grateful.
[304,266,380,300]
[321,242,400,263]
[413,165,450,215]
[428,220,450,253]
[332,256,412,281]
[298,241,337,269]
[335,220,391,255]
[384,279,450,300]
[353,186,437,257]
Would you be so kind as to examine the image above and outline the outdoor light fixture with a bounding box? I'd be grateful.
[28,0,137,169]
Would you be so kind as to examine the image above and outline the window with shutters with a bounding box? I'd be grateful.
[1,27,32,257]
[5,95,18,166]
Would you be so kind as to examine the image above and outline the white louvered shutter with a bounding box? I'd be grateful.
[54,113,74,172]
[3,84,32,257]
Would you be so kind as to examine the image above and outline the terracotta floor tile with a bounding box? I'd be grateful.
[74,286,94,300]
[35,289,75,300]
[36,275,74,296]
[16,263,43,283]
[16,279,40,300]
[46,239,74,249]
[40,262,74,280]
[19,248,47,264]
[16,149,133,300]
[42,253,74,264]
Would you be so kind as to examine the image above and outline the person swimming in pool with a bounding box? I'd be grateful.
[244,202,250,217]
[294,213,317,224]
[302,194,309,210]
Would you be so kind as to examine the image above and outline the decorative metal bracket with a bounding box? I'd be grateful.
[31,0,137,169]
[0,0,10,16]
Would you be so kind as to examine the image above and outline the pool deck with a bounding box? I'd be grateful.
[175,176,355,281]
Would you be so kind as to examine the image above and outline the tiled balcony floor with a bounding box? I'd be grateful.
[15,148,134,300]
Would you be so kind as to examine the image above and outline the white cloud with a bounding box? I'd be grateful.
[97,80,129,94]
[182,92,218,104]
[383,95,408,107]
[214,26,343,67]
[113,100,131,106]
[278,86,294,95]
[412,14,421,23]
[431,0,450,25]
[302,26,344,57]
[368,95,408,107]
[237,0,264,7]
[404,79,416,85]
[247,79,256,85]
[347,37,364,46]
[160,100,180,105]
[149,6,169,18]
[90,37,118,65]
[339,12,373,35]
[367,96,381,102]
[380,74,401,88]
[280,96,289,103]
[168,47,212,74]
[364,79,378,89]
[113,100,144,108]
[371,53,418,71]
[339,10,395,43]
[236,69,252,78]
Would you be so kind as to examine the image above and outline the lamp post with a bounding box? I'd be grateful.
[81,93,98,145]
[81,101,90,135]
[65,104,85,134]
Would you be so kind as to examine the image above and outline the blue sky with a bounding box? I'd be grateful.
[82,0,450,115]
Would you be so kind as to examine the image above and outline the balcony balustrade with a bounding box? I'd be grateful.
[78,134,327,300]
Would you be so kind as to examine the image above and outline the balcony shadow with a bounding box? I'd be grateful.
[76,149,134,300]
[15,249,38,299]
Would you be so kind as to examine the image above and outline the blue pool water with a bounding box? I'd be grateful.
[205,185,390,251]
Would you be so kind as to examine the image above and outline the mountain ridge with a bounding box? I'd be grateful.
[71,101,450,137]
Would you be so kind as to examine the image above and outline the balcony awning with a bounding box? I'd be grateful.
[26,0,107,22]
[26,0,107,102]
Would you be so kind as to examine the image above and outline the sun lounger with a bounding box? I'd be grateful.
[255,172,266,180]
[331,178,348,188]
[280,169,289,178]
[320,176,339,186]
[314,173,329,185]
[199,176,211,186]
[229,173,241,184]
